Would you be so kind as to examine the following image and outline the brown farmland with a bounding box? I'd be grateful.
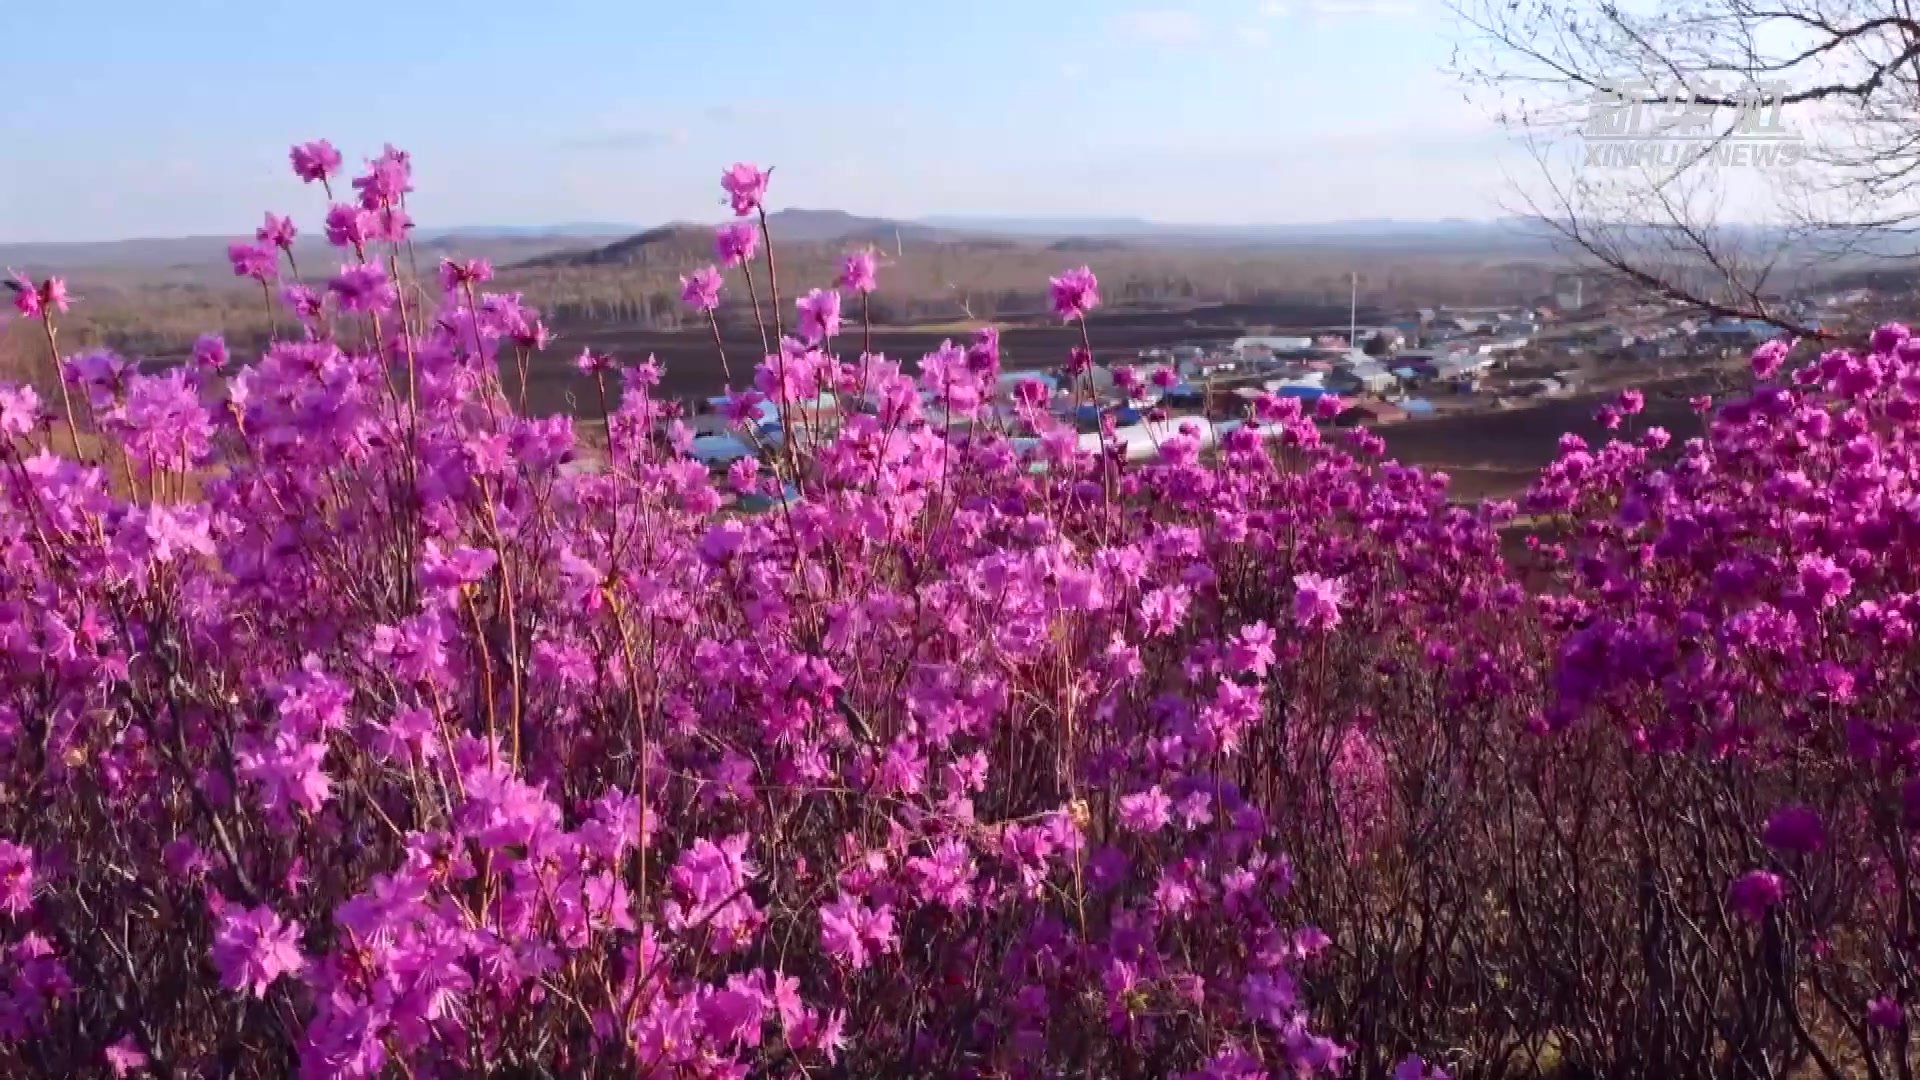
[1377,374,1727,501]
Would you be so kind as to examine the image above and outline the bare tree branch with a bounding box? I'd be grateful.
[1451,0,1920,334]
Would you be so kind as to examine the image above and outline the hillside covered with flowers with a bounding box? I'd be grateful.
[0,146,1914,1079]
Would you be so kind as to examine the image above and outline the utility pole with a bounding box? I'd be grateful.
[1349,272,1358,349]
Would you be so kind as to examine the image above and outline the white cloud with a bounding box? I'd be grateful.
[1257,0,1291,16]
[1111,9,1207,46]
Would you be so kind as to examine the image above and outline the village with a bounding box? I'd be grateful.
[673,275,1886,509]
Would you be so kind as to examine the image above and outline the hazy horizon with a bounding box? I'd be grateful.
[1,210,1543,250]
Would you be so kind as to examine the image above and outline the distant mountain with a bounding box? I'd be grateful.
[515,225,715,270]
[424,223,640,240]
[518,210,975,271]
[758,209,951,247]
[0,228,623,281]
[920,215,1163,236]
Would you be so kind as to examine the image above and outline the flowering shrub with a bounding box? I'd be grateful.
[0,145,1912,1080]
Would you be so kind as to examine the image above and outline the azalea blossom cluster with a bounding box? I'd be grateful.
[0,150,1386,1079]
[0,146,1909,1080]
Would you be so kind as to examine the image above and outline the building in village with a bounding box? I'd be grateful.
[1335,401,1408,427]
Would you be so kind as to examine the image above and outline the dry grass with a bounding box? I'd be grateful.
[12,426,212,501]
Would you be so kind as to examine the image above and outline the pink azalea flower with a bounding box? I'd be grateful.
[1751,339,1789,379]
[0,383,42,438]
[7,271,42,318]
[104,1035,148,1077]
[1871,321,1909,353]
[1118,786,1173,833]
[837,249,878,294]
[721,162,770,216]
[0,840,35,915]
[281,283,324,321]
[352,146,413,210]
[326,264,397,315]
[1728,870,1785,920]
[289,139,343,183]
[323,204,372,249]
[226,243,278,283]
[796,288,842,342]
[210,904,306,997]
[716,222,760,266]
[1761,805,1826,853]
[255,213,298,251]
[1292,572,1347,630]
[680,266,725,313]
[192,334,229,371]
[437,257,494,294]
[818,893,897,970]
[1049,265,1101,321]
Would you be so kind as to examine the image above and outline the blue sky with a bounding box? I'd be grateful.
[0,0,1518,241]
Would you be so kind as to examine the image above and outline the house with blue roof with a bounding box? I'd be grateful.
[1695,319,1781,347]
